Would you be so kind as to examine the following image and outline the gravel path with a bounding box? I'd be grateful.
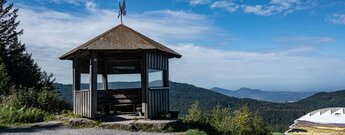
[0,127,181,135]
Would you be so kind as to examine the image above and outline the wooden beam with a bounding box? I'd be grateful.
[73,58,81,114]
[102,61,108,91]
[163,61,169,113]
[89,53,98,118]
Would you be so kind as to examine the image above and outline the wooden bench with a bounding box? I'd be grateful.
[112,89,142,113]
[97,91,113,115]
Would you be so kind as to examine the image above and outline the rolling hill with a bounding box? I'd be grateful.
[55,82,345,132]
[211,87,317,103]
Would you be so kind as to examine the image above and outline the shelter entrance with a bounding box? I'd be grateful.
[72,51,170,119]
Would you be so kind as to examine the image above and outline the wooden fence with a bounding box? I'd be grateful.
[74,90,91,117]
[147,87,169,118]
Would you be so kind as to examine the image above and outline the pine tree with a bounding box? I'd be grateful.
[184,100,204,124]
[0,0,54,91]
[233,106,252,135]
[0,57,10,95]
[252,113,271,135]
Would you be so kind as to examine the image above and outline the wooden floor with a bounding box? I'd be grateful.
[97,114,178,131]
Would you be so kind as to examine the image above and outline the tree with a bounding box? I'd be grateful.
[0,57,10,95]
[252,113,271,135]
[233,106,252,135]
[0,0,54,91]
[184,100,204,124]
[209,105,233,134]
[0,0,69,112]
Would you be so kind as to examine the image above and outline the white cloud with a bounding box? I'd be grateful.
[15,3,345,91]
[189,0,211,5]
[274,36,335,44]
[169,44,345,91]
[48,0,86,5]
[17,6,217,85]
[327,13,345,25]
[208,0,315,16]
[210,1,240,13]
[85,1,97,12]
[47,0,86,6]
[126,10,217,42]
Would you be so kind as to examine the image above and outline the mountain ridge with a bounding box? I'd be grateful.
[211,87,317,103]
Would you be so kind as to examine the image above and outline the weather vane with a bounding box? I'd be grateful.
[118,0,126,24]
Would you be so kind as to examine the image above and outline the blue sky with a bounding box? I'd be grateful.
[10,0,345,91]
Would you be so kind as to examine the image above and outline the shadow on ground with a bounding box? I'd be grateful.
[0,123,64,133]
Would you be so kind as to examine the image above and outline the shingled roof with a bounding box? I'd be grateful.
[59,24,182,60]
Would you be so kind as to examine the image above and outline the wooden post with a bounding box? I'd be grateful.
[73,58,81,114]
[163,61,169,113]
[141,52,149,119]
[102,61,108,91]
[90,53,98,118]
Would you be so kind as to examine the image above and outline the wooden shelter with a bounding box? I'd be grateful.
[60,24,181,119]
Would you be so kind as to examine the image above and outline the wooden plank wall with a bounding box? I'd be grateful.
[147,52,168,70]
[74,90,91,117]
[146,52,169,119]
[147,88,169,118]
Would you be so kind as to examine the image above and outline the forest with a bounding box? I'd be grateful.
[56,81,345,132]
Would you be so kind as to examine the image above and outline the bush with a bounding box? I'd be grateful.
[184,129,208,135]
[184,101,205,124]
[6,87,70,113]
[233,106,252,135]
[63,110,82,118]
[184,101,271,135]
[0,60,10,96]
[0,105,52,124]
[209,105,233,134]
[252,113,271,135]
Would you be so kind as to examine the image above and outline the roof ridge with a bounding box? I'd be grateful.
[59,25,123,59]
[122,25,181,56]
[121,25,156,49]
[82,24,123,49]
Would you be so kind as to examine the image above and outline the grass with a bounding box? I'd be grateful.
[62,110,82,118]
[272,132,284,135]
[182,129,207,135]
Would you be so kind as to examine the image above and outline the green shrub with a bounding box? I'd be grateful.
[6,87,70,113]
[209,105,233,134]
[252,113,271,135]
[184,129,207,135]
[63,110,82,118]
[233,106,252,135]
[183,101,271,135]
[184,101,205,124]
[0,105,52,124]
[0,59,10,96]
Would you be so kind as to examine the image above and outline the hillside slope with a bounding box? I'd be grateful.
[55,82,345,132]
[294,90,345,110]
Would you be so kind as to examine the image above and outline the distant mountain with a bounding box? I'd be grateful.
[294,90,345,108]
[211,87,317,103]
[55,82,345,132]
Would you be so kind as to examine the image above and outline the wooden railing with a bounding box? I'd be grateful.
[147,87,169,118]
[74,90,91,117]
[74,88,169,118]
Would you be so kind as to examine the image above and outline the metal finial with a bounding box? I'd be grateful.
[117,0,126,24]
